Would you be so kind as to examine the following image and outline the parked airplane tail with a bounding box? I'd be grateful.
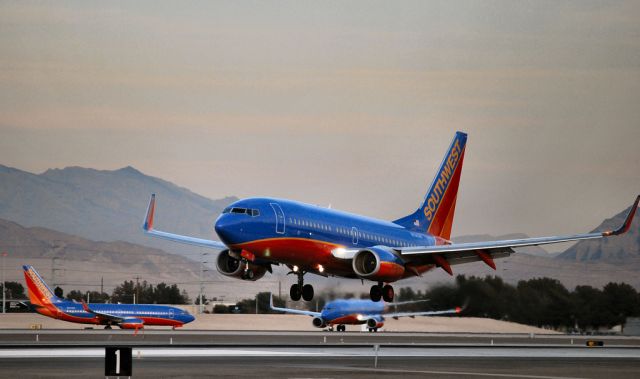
[22,265,63,307]
[393,131,467,240]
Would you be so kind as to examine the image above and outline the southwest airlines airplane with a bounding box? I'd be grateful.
[23,265,195,331]
[269,294,460,332]
[143,131,639,303]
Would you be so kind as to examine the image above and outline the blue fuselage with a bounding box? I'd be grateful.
[45,300,195,326]
[214,198,438,278]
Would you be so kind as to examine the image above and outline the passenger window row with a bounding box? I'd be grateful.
[288,219,416,247]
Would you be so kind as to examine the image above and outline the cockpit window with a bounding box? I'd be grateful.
[226,207,260,216]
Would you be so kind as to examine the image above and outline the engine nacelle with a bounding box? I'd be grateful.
[367,318,384,329]
[119,318,144,330]
[352,246,405,282]
[216,250,267,281]
[312,317,326,328]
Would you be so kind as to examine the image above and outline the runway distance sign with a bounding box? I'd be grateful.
[105,347,132,377]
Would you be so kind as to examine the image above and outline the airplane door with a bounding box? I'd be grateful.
[351,227,359,245]
[270,203,286,234]
[169,309,174,319]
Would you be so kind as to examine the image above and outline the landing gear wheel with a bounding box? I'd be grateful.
[302,284,314,301]
[382,284,395,302]
[290,284,301,301]
[243,269,254,280]
[104,325,112,330]
[337,325,345,332]
[370,285,382,302]
[368,327,378,332]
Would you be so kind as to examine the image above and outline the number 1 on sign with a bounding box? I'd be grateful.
[115,349,120,374]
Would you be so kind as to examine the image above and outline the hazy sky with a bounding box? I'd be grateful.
[1,1,639,240]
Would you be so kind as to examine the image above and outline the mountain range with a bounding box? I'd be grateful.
[0,217,274,302]
[0,164,236,260]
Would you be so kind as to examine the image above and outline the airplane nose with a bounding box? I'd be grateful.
[185,313,195,323]
[214,215,235,244]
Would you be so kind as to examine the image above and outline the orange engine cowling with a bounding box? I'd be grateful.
[352,246,405,282]
[119,318,144,329]
[216,250,267,281]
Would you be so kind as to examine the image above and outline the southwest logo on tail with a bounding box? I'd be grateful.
[23,265,62,307]
[393,131,467,239]
[141,131,639,304]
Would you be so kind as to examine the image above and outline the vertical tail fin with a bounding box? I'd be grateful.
[393,131,467,240]
[22,265,62,306]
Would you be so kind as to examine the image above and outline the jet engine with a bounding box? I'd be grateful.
[366,318,384,329]
[352,246,405,282]
[312,317,326,328]
[216,250,267,281]
[119,318,145,329]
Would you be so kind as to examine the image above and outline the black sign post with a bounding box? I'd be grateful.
[105,347,132,377]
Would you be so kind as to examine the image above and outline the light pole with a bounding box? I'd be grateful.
[2,252,7,314]
[199,252,209,314]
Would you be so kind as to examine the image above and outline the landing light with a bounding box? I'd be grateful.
[356,314,364,321]
[293,265,299,273]
[332,247,346,257]
[318,265,324,273]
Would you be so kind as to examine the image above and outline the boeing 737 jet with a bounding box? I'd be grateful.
[269,294,460,332]
[142,131,639,303]
[23,265,195,331]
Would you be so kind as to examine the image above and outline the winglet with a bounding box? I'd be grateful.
[603,195,639,236]
[269,293,274,310]
[143,194,156,231]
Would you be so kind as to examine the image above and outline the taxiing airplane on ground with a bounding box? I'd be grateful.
[142,131,639,303]
[269,294,460,332]
[23,265,195,331]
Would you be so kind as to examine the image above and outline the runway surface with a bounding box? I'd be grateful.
[1,355,639,379]
[1,331,639,378]
[2,329,639,347]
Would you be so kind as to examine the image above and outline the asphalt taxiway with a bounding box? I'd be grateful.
[1,352,639,378]
[1,330,639,378]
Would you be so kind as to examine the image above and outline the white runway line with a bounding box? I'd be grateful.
[0,346,638,359]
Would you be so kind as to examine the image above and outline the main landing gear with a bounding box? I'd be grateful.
[289,270,314,301]
[369,282,394,302]
[104,325,112,330]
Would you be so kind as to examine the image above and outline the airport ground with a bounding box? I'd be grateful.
[1,314,639,378]
[2,355,640,379]
[0,313,558,333]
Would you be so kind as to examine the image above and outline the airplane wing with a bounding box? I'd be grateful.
[269,293,321,317]
[397,195,640,274]
[80,300,127,324]
[142,194,227,250]
[385,306,462,319]
[388,299,429,306]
